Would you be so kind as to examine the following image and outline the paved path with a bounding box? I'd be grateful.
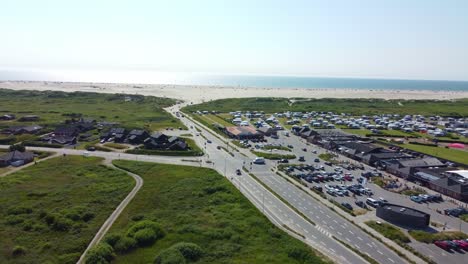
[76,159,144,264]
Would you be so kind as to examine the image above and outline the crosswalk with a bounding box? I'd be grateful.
[315,225,332,238]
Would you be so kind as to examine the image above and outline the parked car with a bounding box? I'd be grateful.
[341,202,353,211]
[314,158,320,162]
[216,146,221,150]
[444,208,468,217]
[206,140,212,143]
[355,200,367,209]
[287,144,294,148]
[453,240,468,250]
[410,195,424,203]
[324,161,332,166]
[253,157,265,164]
[326,189,336,196]
[302,148,307,151]
[298,156,305,162]
[236,169,241,175]
[312,186,323,192]
[434,240,450,250]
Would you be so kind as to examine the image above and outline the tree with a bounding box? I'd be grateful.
[9,143,25,152]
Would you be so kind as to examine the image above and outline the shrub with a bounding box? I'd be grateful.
[104,233,122,247]
[8,206,33,215]
[126,220,164,238]
[114,236,137,253]
[409,230,468,243]
[85,243,115,264]
[12,246,26,256]
[9,143,26,152]
[154,248,186,264]
[366,221,410,243]
[4,215,25,225]
[52,216,73,231]
[171,242,203,261]
[134,228,157,246]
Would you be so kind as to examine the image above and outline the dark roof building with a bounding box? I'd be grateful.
[127,129,150,144]
[0,151,34,167]
[2,125,43,135]
[377,203,430,228]
[382,157,446,179]
[18,115,39,122]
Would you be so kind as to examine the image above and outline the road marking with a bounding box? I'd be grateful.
[337,231,342,236]
[377,250,383,255]
[326,214,331,218]
[357,236,363,241]
[329,248,336,253]
[366,243,372,248]
[355,244,360,249]
[311,235,317,240]
[349,231,354,235]
[388,258,395,263]
[320,241,326,246]
[345,237,351,242]
[333,220,338,224]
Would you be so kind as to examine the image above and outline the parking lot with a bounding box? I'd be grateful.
[254,132,468,264]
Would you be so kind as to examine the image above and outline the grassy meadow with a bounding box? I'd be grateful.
[0,156,134,264]
[92,160,329,264]
[0,89,185,132]
[183,97,468,117]
[401,143,468,165]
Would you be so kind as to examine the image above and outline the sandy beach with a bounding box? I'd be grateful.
[1,81,467,103]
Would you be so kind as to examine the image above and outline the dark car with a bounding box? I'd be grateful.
[302,148,307,151]
[236,169,241,175]
[355,200,367,208]
[86,146,96,151]
[287,144,294,148]
[312,186,323,192]
[279,159,289,163]
[298,156,305,162]
[324,161,332,166]
[434,240,450,250]
[341,202,353,211]
[314,158,320,162]
[445,240,459,250]
[206,140,212,143]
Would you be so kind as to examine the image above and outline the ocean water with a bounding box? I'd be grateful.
[1,69,468,91]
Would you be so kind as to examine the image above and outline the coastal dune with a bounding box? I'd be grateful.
[1,81,467,103]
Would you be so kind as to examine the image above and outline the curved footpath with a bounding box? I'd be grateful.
[75,159,143,264]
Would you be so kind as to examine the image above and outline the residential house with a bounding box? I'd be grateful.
[101,127,127,142]
[224,126,263,140]
[382,157,446,179]
[0,150,34,167]
[143,132,188,150]
[18,115,39,122]
[257,126,277,137]
[2,125,43,135]
[127,129,150,144]
[0,114,15,120]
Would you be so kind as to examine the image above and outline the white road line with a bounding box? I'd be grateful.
[357,236,363,241]
[388,258,395,263]
[366,243,372,248]
[349,231,354,235]
[377,250,383,255]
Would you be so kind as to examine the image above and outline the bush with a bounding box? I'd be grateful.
[4,215,25,225]
[154,248,186,264]
[366,221,410,244]
[104,233,122,248]
[114,236,137,253]
[134,228,157,246]
[9,143,25,152]
[126,220,164,238]
[171,242,203,261]
[85,243,115,264]
[12,246,26,256]
[8,206,33,215]
[51,216,73,231]
[409,230,468,243]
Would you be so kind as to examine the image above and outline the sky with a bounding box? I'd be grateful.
[1,0,468,81]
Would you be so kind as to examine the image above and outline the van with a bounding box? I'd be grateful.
[366,198,380,208]
[253,157,265,165]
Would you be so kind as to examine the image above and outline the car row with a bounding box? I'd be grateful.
[443,207,468,217]
[434,239,468,251]
[410,194,443,203]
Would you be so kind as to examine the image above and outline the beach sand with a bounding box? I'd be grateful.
[1,81,467,103]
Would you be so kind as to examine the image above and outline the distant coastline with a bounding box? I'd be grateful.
[1,80,468,104]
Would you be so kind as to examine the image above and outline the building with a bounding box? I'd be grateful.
[0,114,15,120]
[413,169,468,202]
[2,125,43,135]
[382,157,446,179]
[101,127,127,142]
[18,115,39,122]
[377,203,430,228]
[143,133,188,150]
[224,126,263,140]
[0,150,34,167]
[127,129,150,144]
[256,126,277,137]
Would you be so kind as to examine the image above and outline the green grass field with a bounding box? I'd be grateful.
[252,151,296,160]
[0,156,134,264]
[96,160,328,264]
[183,98,468,117]
[401,143,468,165]
[0,89,184,132]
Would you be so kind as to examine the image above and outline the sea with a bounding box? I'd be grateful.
[1,69,468,92]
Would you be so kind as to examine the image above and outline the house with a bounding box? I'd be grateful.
[101,127,126,142]
[224,126,263,140]
[0,151,34,167]
[54,125,81,137]
[143,133,188,150]
[127,129,150,144]
[413,168,468,202]
[337,142,384,161]
[382,157,446,179]
[0,114,15,120]
[42,135,77,145]
[18,115,39,122]
[2,125,43,135]
[257,126,277,137]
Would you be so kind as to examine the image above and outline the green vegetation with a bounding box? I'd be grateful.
[183,97,468,117]
[460,214,468,223]
[263,145,292,151]
[98,160,328,264]
[402,143,468,165]
[409,230,468,243]
[318,153,338,162]
[126,138,203,156]
[0,89,184,132]
[0,156,134,263]
[365,221,410,244]
[400,188,427,196]
[252,151,296,160]
[103,142,129,149]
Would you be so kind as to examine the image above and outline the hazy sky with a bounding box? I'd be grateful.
[1,0,468,80]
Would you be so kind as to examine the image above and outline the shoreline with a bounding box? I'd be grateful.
[1,80,468,103]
